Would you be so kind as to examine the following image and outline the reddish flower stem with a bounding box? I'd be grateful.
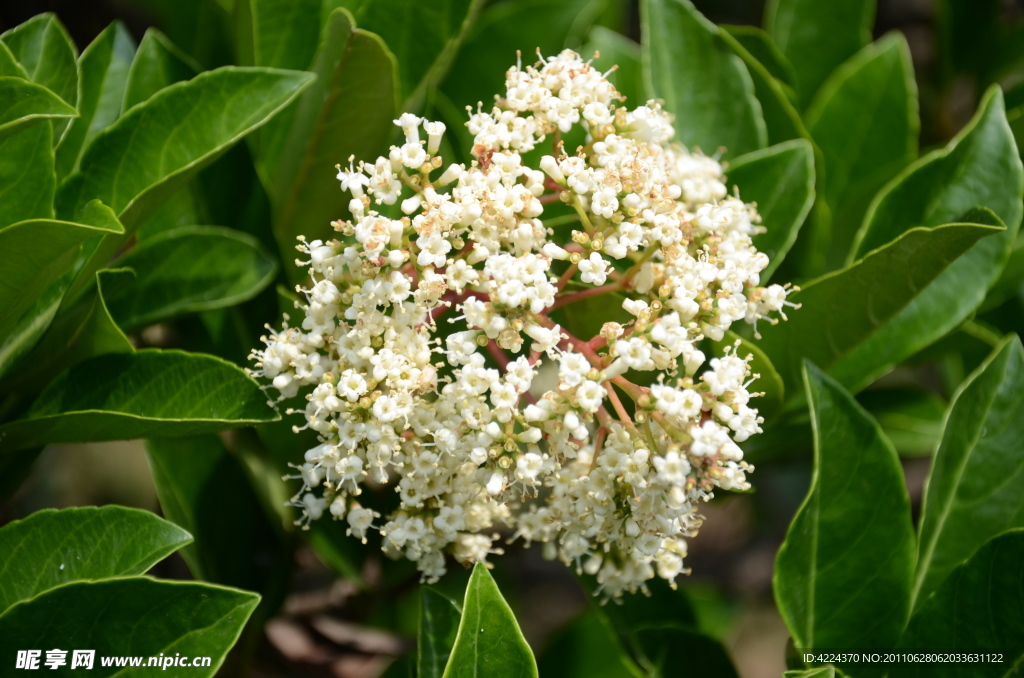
[548,282,623,312]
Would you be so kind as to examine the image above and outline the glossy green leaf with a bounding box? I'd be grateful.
[642,0,766,157]
[807,33,918,270]
[146,435,289,602]
[727,139,815,279]
[442,563,538,678]
[635,626,739,678]
[0,13,78,109]
[0,506,191,614]
[764,0,874,109]
[0,577,259,677]
[442,0,606,116]
[758,221,1001,396]
[0,202,123,381]
[722,24,796,90]
[262,9,397,267]
[54,22,136,179]
[837,88,1023,390]
[720,28,807,147]
[339,0,480,109]
[123,29,200,111]
[0,120,55,230]
[419,587,462,678]
[774,363,914,650]
[584,27,645,108]
[0,214,123,342]
[57,66,315,229]
[0,41,29,78]
[0,350,279,451]
[893,530,1024,677]
[0,76,77,138]
[912,336,1024,611]
[104,226,276,330]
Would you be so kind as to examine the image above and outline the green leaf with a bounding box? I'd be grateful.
[0,506,191,614]
[54,22,136,179]
[145,435,289,604]
[0,214,123,343]
[419,587,462,678]
[858,387,947,458]
[634,626,739,678]
[851,87,1022,258]
[104,226,277,330]
[784,669,836,678]
[537,609,644,678]
[261,9,397,270]
[807,33,918,270]
[341,0,480,109]
[0,120,55,230]
[722,24,797,90]
[0,13,78,110]
[56,66,315,230]
[893,529,1024,676]
[774,363,914,651]
[0,76,77,138]
[642,0,766,157]
[727,139,815,280]
[0,41,30,79]
[719,27,807,147]
[584,27,645,109]
[0,577,259,677]
[912,336,1024,611]
[757,221,1002,396]
[0,349,279,451]
[764,0,875,109]
[837,87,1024,389]
[241,0,322,71]
[123,29,200,111]
[442,563,538,678]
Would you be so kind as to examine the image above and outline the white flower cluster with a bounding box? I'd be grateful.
[251,50,796,597]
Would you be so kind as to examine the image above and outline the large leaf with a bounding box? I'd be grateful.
[774,363,914,651]
[0,350,279,451]
[442,563,538,678]
[54,22,136,179]
[764,0,875,109]
[56,66,315,230]
[0,577,259,677]
[338,0,480,109]
[104,226,277,330]
[123,29,200,111]
[419,587,462,678]
[0,214,124,342]
[238,0,322,71]
[0,76,77,138]
[0,120,55,230]
[837,88,1024,389]
[0,41,29,78]
[893,529,1024,677]
[0,13,78,109]
[727,139,815,280]
[262,9,397,268]
[721,24,797,90]
[642,0,766,157]
[912,336,1024,610]
[146,435,289,605]
[807,33,918,270]
[0,506,191,614]
[757,221,1001,395]
[538,609,644,678]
